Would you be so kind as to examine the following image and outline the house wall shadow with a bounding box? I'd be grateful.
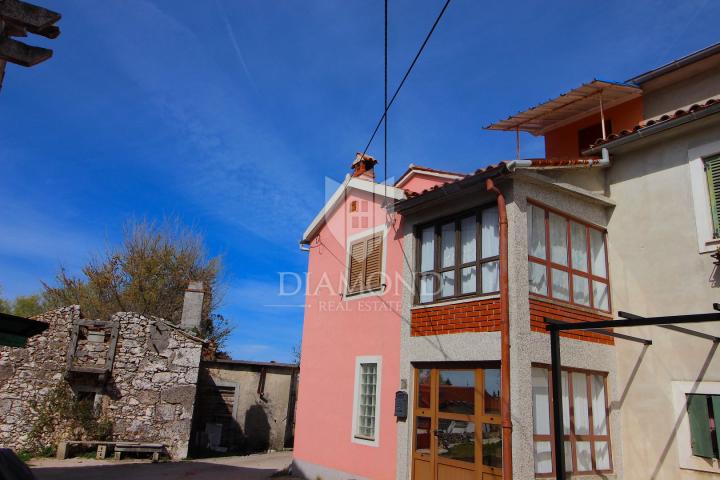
[32,461,279,480]
[647,342,718,479]
[244,404,270,453]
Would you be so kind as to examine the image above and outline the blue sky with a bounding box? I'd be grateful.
[0,0,717,362]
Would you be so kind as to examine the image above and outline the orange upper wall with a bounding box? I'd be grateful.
[544,96,643,159]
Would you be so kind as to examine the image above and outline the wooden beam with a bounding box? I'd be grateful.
[27,22,58,38]
[0,0,61,29]
[0,35,52,66]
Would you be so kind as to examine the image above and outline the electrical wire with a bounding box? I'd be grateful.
[359,0,452,175]
[383,0,388,202]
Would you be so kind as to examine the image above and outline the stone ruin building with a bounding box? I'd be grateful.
[0,282,298,459]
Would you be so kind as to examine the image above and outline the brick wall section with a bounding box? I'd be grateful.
[411,298,501,336]
[530,297,614,345]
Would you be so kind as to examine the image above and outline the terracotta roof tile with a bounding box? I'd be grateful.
[402,162,508,199]
[591,97,720,148]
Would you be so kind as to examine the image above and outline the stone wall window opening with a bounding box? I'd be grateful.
[414,205,500,304]
[527,201,610,313]
[74,387,103,414]
[532,365,612,476]
[86,329,108,344]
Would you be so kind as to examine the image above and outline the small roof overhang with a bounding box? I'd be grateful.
[300,175,406,245]
[394,164,466,189]
[0,312,49,347]
[202,358,299,370]
[394,163,509,215]
[484,80,642,136]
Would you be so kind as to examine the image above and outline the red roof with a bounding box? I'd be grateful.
[591,97,719,148]
[394,164,467,189]
[403,162,508,199]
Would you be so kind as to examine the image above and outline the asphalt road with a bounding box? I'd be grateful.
[30,451,295,480]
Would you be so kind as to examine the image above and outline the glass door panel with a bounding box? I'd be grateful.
[412,366,502,480]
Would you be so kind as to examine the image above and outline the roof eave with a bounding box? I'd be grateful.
[395,166,465,188]
[394,164,509,214]
[300,176,406,244]
[202,358,299,370]
[628,42,720,85]
[584,101,720,155]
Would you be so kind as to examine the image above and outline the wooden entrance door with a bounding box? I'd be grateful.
[412,367,502,480]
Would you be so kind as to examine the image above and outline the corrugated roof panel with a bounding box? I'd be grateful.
[484,80,641,135]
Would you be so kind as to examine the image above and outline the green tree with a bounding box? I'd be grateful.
[11,294,48,318]
[0,287,46,317]
[43,219,232,349]
[0,286,11,314]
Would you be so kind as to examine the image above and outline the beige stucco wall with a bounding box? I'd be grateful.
[508,178,621,480]
[641,54,720,118]
[198,362,296,452]
[606,112,720,479]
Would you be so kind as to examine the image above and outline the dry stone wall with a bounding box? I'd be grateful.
[104,313,202,458]
[0,306,77,450]
[0,306,204,459]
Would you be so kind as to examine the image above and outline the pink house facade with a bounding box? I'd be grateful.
[293,156,459,480]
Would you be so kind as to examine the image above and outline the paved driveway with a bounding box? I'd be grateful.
[30,451,295,480]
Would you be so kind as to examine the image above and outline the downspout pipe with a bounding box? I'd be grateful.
[505,148,610,170]
[485,177,512,480]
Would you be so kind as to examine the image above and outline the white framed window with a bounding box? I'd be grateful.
[351,355,382,446]
[672,381,720,474]
[527,202,610,312]
[415,206,500,304]
[688,140,720,253]
[531,366,612,476]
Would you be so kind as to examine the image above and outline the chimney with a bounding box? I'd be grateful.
[180,281,205,333]
[351,153,377,180]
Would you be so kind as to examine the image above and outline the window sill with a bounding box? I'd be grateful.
[680,461,720,474]
[351,434,379,447]
[700,238,720,254]
[412,292,500,310]
[529,294,613,318]
[344,286,384,302]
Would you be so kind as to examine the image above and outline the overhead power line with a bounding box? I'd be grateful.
[360,0,453,175]
[383,0,388,199]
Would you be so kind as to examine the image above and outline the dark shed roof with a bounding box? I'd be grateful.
[203,358,299,370]
[0,312,49,347]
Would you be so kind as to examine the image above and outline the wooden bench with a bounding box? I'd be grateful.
[56,440,164,462]
[113,442,164,462]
